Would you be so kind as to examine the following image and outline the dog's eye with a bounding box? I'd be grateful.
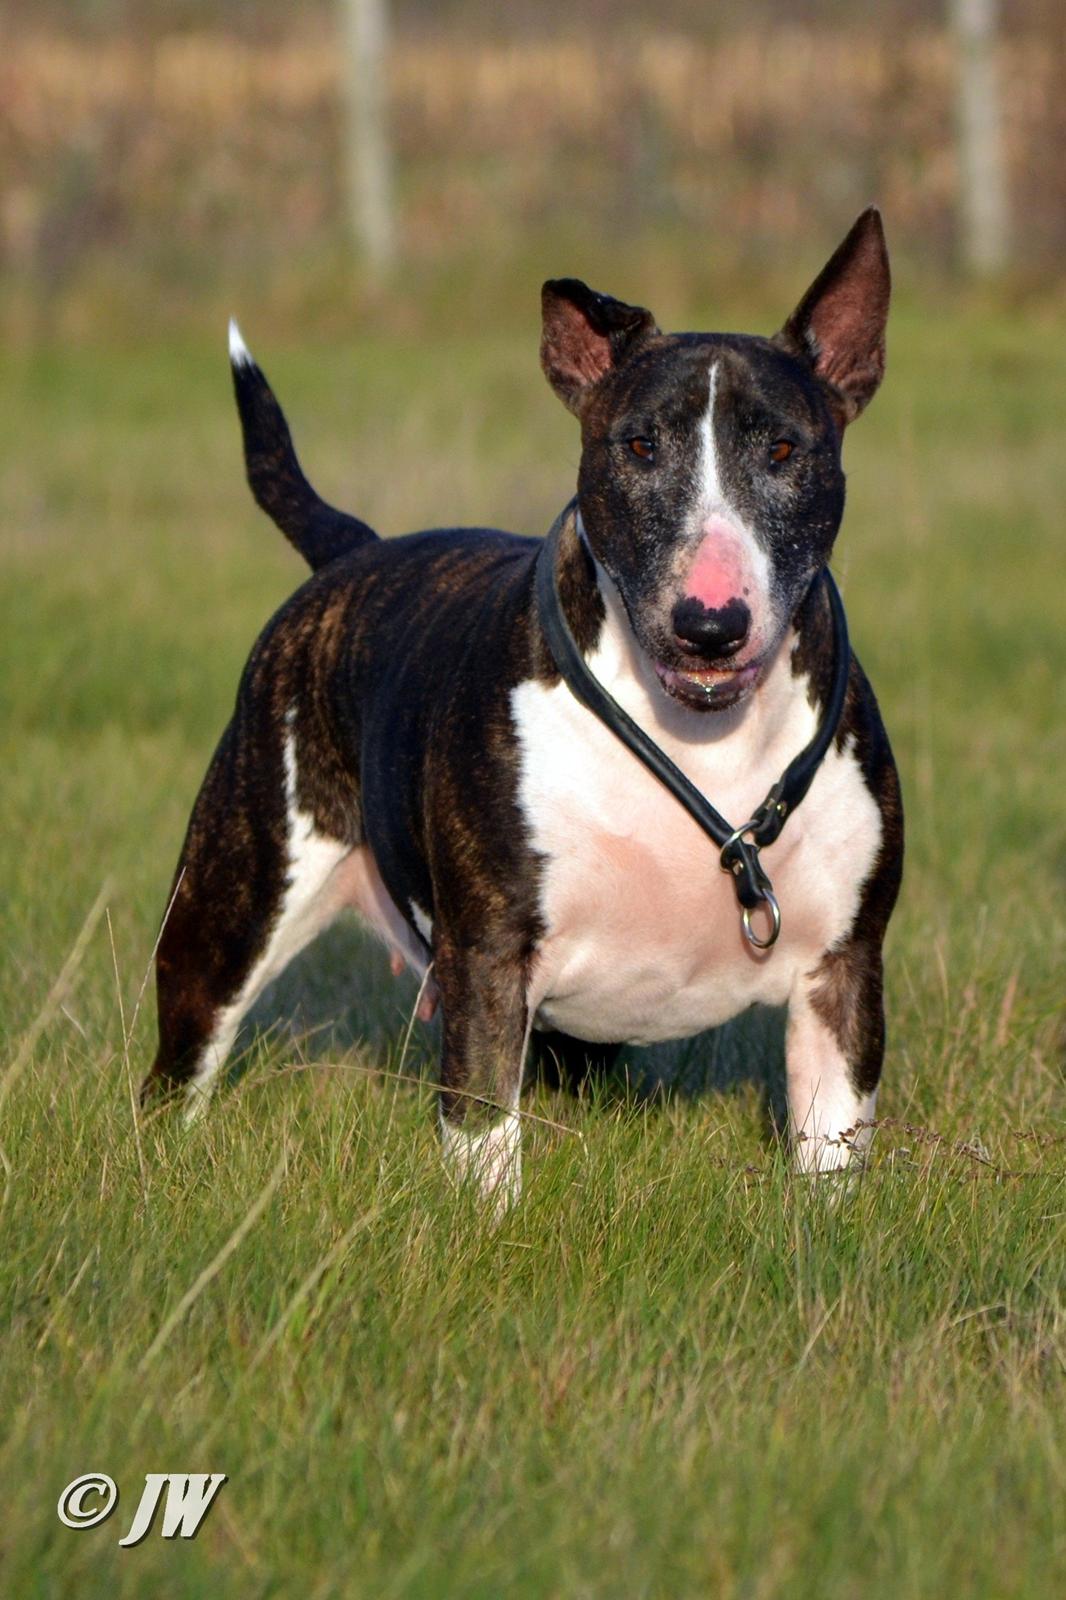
[768,439,794,465]
[628,437,656,462]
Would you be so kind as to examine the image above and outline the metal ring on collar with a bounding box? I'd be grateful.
[719,819,761,866]
[742,889,781,950]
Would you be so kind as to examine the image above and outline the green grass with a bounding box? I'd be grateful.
[0,292,1063,1597]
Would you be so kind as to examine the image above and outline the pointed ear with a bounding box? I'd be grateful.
[776,208,891,426]
[541,279,659,414]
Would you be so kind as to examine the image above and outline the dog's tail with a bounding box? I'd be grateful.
[228,319,378,571]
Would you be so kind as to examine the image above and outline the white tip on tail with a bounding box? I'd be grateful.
[228,317,253,368]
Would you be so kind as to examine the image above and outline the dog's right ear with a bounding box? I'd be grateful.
[541,280,659,414]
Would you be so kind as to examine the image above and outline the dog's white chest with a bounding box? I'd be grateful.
[512,641,882,1045]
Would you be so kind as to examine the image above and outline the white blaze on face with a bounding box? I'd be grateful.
[686,360,773,652]
[698,362,726,508]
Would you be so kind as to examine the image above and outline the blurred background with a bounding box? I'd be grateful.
[2,0,1065,343]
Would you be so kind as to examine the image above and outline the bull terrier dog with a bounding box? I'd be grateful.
[143,208,903,1211]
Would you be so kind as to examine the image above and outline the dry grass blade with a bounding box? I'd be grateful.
[126,866,186,1053]
[200,1202,383,1453]
[107,869,188,1200]
[246,1203,381,1374]
[994,967,1020,1051]
[107,905,148,1206]
[137,1142,291,1372]
[34,1245,97,1354]
[0,880,115,1192]
[1,878,114,1116]
[396,959,434,1082]
[253,1057,585,1143]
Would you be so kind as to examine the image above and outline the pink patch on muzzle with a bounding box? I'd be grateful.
[683,521,752,611]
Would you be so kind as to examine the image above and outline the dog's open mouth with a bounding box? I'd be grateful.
[654,659,762,711]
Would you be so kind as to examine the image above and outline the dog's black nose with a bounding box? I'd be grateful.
[671,595,751,660]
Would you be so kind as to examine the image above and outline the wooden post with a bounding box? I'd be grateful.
[340,0,395,279]
[951,0,1009,275]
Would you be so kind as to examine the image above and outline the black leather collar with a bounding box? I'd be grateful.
[534,503,851,949]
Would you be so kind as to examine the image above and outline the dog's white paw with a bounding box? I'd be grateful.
[792,1122,874,1203]
[183,1080,215,1126]
[441,1111,522,1220]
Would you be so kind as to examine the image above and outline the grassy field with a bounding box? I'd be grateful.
[1,286,1064,1596]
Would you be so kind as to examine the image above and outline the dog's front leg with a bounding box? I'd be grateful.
[785,938,885,1176]
[434,935,530,1218]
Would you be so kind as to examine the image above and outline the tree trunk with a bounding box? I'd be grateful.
[340,0,395,279]
[951,0,1009,275]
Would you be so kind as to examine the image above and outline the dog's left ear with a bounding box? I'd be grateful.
[541,279,659,415]
[776,207,891,426]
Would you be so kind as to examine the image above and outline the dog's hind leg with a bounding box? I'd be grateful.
[144,716,355,1121]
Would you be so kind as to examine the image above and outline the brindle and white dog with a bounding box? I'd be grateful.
[144,209,903,1211]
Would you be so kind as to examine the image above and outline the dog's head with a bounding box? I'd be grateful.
[541,208,890,711]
